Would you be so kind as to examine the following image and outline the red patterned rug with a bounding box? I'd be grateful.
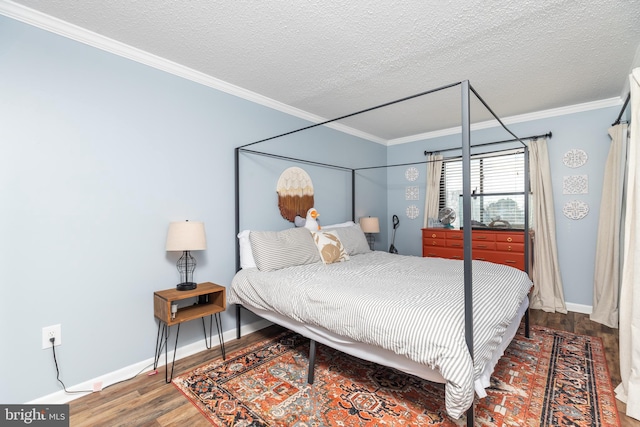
[172,326,620,426]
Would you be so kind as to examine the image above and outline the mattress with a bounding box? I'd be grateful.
[229,251,532,418]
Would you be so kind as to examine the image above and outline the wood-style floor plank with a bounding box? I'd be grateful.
[66,311,638,426]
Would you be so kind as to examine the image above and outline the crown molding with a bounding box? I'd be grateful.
[387,97,624,145]
[0,1,386,145]
[0,1,625,147]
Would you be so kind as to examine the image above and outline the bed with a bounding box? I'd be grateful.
[229,224,532,419]
[232,80,535,423]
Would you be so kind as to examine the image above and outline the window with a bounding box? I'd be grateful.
[439,149,526,229]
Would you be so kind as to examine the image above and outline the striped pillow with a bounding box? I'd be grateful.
[249,228,321,272]
[310,230,350,264]
[332,224,371,255]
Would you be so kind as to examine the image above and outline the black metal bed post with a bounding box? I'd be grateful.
[461,80,475,426]
[234,147,242,340]
[523,146,531,338]
[351,169,356,222]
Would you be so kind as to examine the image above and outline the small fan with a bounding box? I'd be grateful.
[438,207,456,228]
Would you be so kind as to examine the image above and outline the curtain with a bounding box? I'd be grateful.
[528,137,567,313]
[616,67,640,420]
[590,123,628,328]
[423,153,443,228]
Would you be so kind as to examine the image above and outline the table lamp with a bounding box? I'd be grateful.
[360,216,380,250]
[166,220,206,291]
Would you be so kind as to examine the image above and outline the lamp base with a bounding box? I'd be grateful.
[176,282,197,291]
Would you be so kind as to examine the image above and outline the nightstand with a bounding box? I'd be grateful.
[153,282,226,383]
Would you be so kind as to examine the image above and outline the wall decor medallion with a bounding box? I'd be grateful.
[563,149,588,168]
[563,175,588,195]
[406,205,420,220]
[562,200,589,220]
[405,167,419,182]
[405,186,419,201]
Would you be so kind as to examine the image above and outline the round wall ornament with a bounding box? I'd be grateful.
[406,205,420,219]
[405,167,419,182]
[562,149,588,168]
[562,200,589,220]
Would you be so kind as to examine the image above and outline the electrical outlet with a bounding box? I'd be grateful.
[42,324,62,349]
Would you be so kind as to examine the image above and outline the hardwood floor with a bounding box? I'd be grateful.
[67,310,638,426]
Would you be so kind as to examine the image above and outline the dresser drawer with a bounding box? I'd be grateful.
[472,241,496,250]
[423,229,447,239]
[446,240,464,249]
[445,230,463,240]
[495,233,524,243]
[424,238,446,248]
[496,242,524,253]
[471,232,496,242]
[473,250,524,270]
[423,247,463,260]
[421,228,528,272]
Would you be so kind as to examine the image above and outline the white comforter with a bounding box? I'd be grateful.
[228,251,532,419]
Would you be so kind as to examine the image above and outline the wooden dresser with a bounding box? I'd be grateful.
[422,227,527,272]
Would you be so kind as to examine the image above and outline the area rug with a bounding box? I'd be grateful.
[172,326,620,426]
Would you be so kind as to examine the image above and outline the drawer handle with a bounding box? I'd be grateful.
[452,256,462,259]
[507,246,512,251]
[451,243,461,247]
[505,260,516,264]
[476,236,487,240]
[476,257,486,261]
[507,237,513,242]
[431,234,436,238]
[432,242,436,245]
[477,245,487,248]
[427,253,437,256]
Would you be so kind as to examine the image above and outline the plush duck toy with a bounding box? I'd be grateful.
[305,208,321,231]
[296,208,321,231]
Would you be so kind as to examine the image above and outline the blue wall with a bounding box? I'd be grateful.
[387,105,618,309]
[0,12,620,404]
[0,15,385,403]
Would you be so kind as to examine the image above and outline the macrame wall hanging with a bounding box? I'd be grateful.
[276,167,315,222]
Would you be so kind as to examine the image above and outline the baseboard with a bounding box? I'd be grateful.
[566,302,592,315]
[29,302,593,404]
[27,318,272,405]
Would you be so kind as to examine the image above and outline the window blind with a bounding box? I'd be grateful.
[439,148,525,227]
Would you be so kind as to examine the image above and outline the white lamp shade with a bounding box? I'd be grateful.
[360,217,380,233]
[166,221,207,251]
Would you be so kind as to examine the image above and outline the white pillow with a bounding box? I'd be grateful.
[310,230,350,264]
[237,230,256,269]
[322,220,355,229]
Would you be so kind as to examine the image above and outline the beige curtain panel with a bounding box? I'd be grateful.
[616,67,640,421]
[528,137,567,313]
[590,123,628,328]
[423,154,443,228]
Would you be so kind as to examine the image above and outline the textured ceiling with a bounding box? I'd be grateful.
[6,0,640,142]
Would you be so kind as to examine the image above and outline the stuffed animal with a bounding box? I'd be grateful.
[305,208,321,231]
[296,208,321,231]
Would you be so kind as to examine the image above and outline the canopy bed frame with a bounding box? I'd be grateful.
[233,80,539,425]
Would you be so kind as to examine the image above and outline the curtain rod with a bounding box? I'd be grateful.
[423,132,552,157]
[612,92,631,126]
[354,132,550,172]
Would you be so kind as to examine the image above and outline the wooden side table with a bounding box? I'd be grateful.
[153,282,226,382]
